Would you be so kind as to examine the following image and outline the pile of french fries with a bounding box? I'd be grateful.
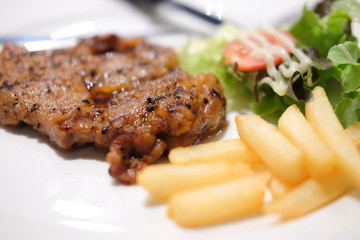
[137,86,360,227]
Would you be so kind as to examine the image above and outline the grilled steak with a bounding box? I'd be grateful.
[0,34,226,184]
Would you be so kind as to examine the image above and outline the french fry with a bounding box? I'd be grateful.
[278,104,336,178]
[168,138,261,165]
[138,85,360,228]
[269,177,292,200]
[345,121,360,150]
[266,171,350,219]
[168,175,265,227]
[251,163,272,186]
[305,87,360,188]
[235,114,307,185]
[137,161,253,201]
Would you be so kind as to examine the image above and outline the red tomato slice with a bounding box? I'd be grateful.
[223,30,295,72]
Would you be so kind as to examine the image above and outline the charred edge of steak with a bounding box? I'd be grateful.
[106,132,166,184]
[79,34,145,54]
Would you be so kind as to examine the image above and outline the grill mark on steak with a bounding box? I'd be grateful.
[0,34,226,184]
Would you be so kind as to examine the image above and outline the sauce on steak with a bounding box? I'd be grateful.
[0,34,226,184]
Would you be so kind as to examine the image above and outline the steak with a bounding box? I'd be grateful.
[0,34,226,184]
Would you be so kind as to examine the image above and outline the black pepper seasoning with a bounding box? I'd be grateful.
[102,127,109,135]
[146,104,155,112]
[82,98,91,104]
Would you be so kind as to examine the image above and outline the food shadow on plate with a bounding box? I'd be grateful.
[54,144,107,162]
[0,124,106,162]
[143,194,165,207]
[199,121,229,144]
[350,189,360,200]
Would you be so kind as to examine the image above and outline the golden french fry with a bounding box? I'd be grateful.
[305,87,360,188]
[278,104,336,178]
[345,121,360,150]
[269,177,292,200]
[251,162,269,173]
[251,163,271,185]
[137,161,253,201]
[266,171,350,219]
[168,175,265,227]
[235,114,307,185]
[168,138,261,165]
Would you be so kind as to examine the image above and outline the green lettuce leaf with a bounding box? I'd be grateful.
[290,6,326,55]
[335,91,360,127]
[332,0,360,21]
[340,65,360,93]
[328,42,360,93]
[289,5,352,57]
[328,41,360,65]
[327,41,360,126]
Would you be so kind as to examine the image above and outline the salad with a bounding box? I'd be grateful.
[179,0,360,127]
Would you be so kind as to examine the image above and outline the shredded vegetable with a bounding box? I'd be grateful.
[179,0,360,126]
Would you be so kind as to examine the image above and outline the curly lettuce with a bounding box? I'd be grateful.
[178,26,253,110]
[327,41,360,127]
[179,0,360,126]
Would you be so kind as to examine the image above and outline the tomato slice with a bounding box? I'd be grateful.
[223,30,295,72]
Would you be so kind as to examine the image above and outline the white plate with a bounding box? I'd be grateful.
[1,1,360,239]
[1,107,360,240]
